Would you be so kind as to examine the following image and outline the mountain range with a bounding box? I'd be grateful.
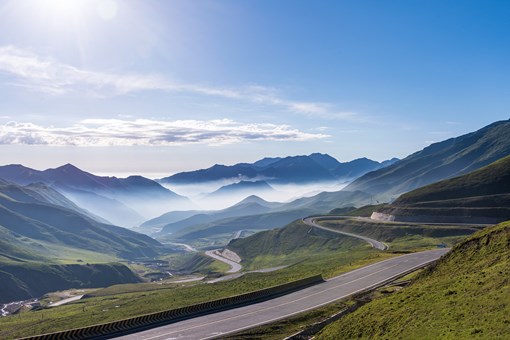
[345,119,510,200]
[153,190,372,241]
[0,180,165,302]
[372,154,510,224]
[0,163,193,227]
[160,153,399,184]
[0,180,163,262]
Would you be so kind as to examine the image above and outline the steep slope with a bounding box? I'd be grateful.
[0,182,165,303]
[318,220,510,339]
[227,220,363,263]
[0,164,192,225]
[0,182,163,260]
[138,195,283,235]
[158,198,276,235]
[373,155,510,223]
[332,157,398,179]
[168,209,317,241]
[345,119,510,199]
[0,181,108,224]
[163,190,372,241]
[0,263,141,303]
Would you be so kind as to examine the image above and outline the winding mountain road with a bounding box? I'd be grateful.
[204,250,242,273]
[116,248,449,339]
[303,216,389,250]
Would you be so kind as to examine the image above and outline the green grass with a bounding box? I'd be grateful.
[395,154,510,205]
[317,218,478,252]
[223,299,354,339]
[317,220,510,339]
[0,238,390,339]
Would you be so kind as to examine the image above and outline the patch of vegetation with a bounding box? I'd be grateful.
[318,218,478,251]
[0,234,390,339]
[376,155,510,223]
[0,262,141,303]
[227,220,393,271]
[317,220,510,339]
[223,299,354,339]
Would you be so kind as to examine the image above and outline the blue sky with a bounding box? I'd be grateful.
[0,0,509,177]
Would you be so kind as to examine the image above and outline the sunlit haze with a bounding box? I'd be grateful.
[0,0,509,176]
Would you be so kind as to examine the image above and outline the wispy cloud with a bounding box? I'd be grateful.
[0,46,361,120]
[0,119,329,146]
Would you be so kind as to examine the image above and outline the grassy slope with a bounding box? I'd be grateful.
[378,155,510,221]
[162,190,372,243]
[394,154,510,204]
[345,119,510,199]
[0,221,393,339]
[167,209,315,241]
[318,218,478,252]
[0,182,165,303]
[227,220,394,272]
[0,251,391,339]
[317,220,510,339]
[0,263,141,303]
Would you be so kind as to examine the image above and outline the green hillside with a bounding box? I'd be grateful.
[167,209,315,242]
[0,263,141,303]
[395,154,510,204]
[0,181,165,303]
[0,182,163,260]
[162,190,372,245]
[227,220,383,271]
[377,155,510,223]
[345,119,510,200]
[317,220,510,339]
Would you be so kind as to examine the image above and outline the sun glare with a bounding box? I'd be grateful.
[31,0,118,22]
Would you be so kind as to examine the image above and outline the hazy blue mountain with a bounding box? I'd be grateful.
[162,163,259,183]
[308,152,342,171]
[252,157,282,168]
[0,163,193,225]
[0,181,163,261]
[137,210,203,233]
[0,181,109,224]
[139,195,283,236]
[158,197,277,235]
[160,153,397,184]
[231,195,285,209]
[207,180,274,197]
[61,188,145,227]
[0,181,152,303]
[374,154,510,223]
[345,119,510,200]
[168,209,316,241]
[158,190,372,240]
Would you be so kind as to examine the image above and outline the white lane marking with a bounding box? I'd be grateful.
[140,257,434,340]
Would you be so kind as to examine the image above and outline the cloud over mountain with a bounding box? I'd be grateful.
[0,118,329,147]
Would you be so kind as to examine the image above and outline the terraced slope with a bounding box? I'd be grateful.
[345,119,510,200]
[375,155,510,223]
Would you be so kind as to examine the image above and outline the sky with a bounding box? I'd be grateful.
[0,0,509,178]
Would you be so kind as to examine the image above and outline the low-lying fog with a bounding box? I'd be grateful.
[162,180,350,210]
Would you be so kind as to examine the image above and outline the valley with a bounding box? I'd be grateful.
[0,120,509,339]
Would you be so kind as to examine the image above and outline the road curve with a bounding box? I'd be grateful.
[303,216,388,250]
[115,248,449,340]
[204,250,242,273]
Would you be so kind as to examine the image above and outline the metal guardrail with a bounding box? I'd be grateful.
[21,275,324,340]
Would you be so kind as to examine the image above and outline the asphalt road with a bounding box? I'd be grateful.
[303,216,389,250]
[204,250,242,273]
[116,248,449,340]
